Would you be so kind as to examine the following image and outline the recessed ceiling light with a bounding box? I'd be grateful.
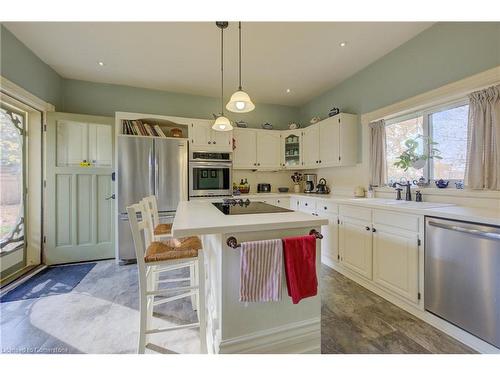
[286,89,291,93]
[340,42,347,47]
[97,61,105,67]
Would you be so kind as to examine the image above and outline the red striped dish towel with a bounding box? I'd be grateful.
[239,239,283,302]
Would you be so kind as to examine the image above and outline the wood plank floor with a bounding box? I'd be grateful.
[320,265,475,354]
[1,260,476,354]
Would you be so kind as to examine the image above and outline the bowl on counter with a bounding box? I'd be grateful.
[278,187,289,193]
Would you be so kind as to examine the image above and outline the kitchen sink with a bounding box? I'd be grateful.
[345,198,454,209]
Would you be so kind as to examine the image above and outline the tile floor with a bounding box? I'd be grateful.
[0,260,475,354]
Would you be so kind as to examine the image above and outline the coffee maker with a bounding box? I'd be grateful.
[304,174,317,193]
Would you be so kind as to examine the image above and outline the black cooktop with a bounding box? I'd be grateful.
[212,199,293,215]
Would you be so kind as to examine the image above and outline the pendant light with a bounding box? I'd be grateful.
[212,22,233,132]
[226,22,255,113]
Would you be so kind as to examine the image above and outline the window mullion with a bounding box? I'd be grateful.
[423,111,431,181]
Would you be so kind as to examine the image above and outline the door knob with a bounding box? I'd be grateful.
[105,194,115,200]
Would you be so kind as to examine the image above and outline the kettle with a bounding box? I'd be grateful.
[315,178,330,194]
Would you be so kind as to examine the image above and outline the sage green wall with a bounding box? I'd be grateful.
[61,79,299,129]
[0,25,63,108]
[300,22,500,122]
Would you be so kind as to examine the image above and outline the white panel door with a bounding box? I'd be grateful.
[319,117,340,167]
[373,225,419,302]
[88,123,112,166]
[256,131,281,169]
[233,128,257,168]
[47,114,114,265]
[302,125,319,168]
[339,216,373,279]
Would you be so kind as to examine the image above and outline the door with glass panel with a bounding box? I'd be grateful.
[45,113,114,265]
[0,104,27,279]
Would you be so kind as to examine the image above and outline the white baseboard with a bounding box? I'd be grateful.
[322,261,500,354]
[217,318,320,354]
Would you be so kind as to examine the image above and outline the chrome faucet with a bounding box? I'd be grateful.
[392,181,412,201]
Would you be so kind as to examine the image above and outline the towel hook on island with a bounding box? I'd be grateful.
[226,229,323,249]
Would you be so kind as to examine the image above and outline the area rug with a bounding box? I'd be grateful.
[0,263,96,302]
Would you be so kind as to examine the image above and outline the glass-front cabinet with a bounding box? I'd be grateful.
[281,130,302,169]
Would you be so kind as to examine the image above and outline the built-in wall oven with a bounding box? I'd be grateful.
[189,151,232,198]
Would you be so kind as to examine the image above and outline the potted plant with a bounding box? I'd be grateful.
[291,172,303,193]
[394,135,442,171]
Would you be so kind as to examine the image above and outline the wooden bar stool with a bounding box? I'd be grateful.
[127,202,206,354]
[141,196,198,311]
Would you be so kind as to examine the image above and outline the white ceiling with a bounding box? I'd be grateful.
[4,22,433,106]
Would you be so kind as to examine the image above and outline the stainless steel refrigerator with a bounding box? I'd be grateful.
[116,137,188,262]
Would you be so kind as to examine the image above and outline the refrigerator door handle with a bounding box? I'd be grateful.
[155,147,159,199]
[149,146,155,196]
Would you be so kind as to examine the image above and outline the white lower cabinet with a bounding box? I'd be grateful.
[294,197,339,266]
[318,211,339,265]
[372,225,419,303]
[337,204,421,304]
[338,215,373,279]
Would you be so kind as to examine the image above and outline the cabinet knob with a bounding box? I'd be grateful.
[208,141,212,144]
[213,141,216,144]
[319,160,322,163]
[258,163,261,166]
[324,206,327,210]
[372,228,377,233]
[365,226,370,231]
[305,203,308,206]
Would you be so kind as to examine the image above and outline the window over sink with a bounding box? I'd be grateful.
[385,100,469,185]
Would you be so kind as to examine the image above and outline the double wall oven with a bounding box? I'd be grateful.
[189,151,232,198]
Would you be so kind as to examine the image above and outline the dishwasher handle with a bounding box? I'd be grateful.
[428,220,500,241]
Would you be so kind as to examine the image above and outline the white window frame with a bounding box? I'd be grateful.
[384,97,469,185]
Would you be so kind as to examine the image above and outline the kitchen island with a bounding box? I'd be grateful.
[172,200,328,354]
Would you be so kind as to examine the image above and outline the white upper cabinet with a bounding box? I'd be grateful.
[233,128,257,168]
[319,117,340,167]
[301,113,358,169]
[57,120,112,167]
[233,128,281,170]
[302,125,320,168]
[256,131,281,170]
[281,130,302,169]
[189,120,232,152]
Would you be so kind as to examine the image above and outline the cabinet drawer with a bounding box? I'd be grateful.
[372,210,419,232]
[339,205,371,221]
[299,198,316,212]
[275,197,290,208]
[316,200,338,214]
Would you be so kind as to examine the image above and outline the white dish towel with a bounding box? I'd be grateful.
[239,239,283,302]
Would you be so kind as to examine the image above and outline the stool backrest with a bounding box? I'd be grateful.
[142,195,160,227]
[140,197,156,245]
[127,202,152,268]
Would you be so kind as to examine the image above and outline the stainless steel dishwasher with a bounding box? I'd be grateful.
[425,217,500,348]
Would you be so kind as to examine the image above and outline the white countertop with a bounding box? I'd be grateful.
[234,193,500,226]
[172,200,328,237]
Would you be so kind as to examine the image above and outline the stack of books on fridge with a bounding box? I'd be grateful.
[121,119,167,137]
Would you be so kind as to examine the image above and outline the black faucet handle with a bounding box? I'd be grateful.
[395,188,403,200]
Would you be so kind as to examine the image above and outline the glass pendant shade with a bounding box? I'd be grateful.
[226,90,255,113]
[212,115,233,131]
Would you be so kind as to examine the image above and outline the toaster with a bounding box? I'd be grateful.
[257,183,271,193]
